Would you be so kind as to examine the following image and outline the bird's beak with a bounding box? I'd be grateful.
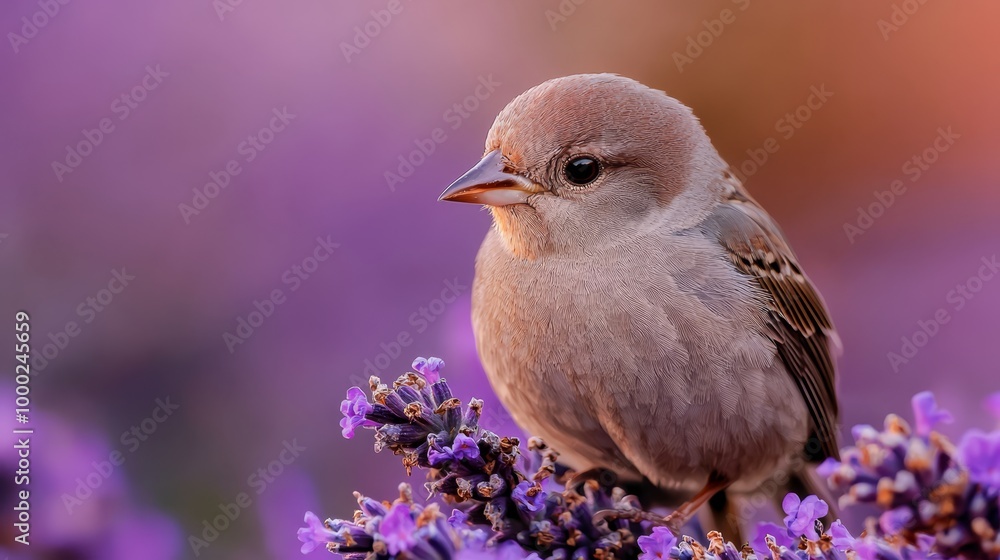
[438,149,544,206]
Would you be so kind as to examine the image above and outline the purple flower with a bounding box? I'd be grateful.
[853,539,878,560]
[958,428,1000,488]
[916,533,936,552]
[457,541,540,560]
[339,386,374,439]
[428,445,450,466]
[511,481,546,514]
[358,495,388,517]
[449,508,469,527]
[751,522,795,556]
[817,457,840,478]
[297,511,336,554]
[497,541,539,560]
[986,392,1000,421]
[458,526,490,551]
[879,506,914,534]
[782,493,828,540]
[852,424,879,442]
[429,434,482,466]
[637,526,677,560]
[829,520,855,548]
[912,391,954,436]
[412,356,445,383]
[451,434,481,461]
[379,502,417,555]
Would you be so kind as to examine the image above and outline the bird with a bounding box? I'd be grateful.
[438,74,840,538]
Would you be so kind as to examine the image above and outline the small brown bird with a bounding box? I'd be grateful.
[439,74,840,535]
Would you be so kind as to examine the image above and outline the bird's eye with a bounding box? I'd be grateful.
[564,156,600,185]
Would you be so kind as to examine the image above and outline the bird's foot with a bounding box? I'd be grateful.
[592,507,670,526]
[661,509,693,534]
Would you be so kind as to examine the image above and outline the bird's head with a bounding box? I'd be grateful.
[439,73,729,259]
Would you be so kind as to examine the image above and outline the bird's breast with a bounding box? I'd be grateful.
[470,229,809,487]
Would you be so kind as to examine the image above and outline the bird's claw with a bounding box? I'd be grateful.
[661,511,688,534]
[592,508,669,526]
[591,500,694,533]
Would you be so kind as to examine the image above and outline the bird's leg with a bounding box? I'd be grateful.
[663,472,731,534]
[708,488,743,545]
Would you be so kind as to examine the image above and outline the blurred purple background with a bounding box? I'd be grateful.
[2,1,999,558]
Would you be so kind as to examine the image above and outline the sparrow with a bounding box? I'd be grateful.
[438,74,840,535]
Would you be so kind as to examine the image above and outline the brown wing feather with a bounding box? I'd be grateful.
[699,175,840,461]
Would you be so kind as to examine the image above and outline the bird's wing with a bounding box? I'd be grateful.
[697,173,840,461]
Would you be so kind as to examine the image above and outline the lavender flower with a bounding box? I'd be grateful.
[296,483,490,559]
[381,502,418,554]
[0,383,182,560]
[672,533,754,560]
[820,391,1000,558]
[958,429,1000,488]
[320,358,655,558]
[412,356,445,383]
[880,506,915,534]
[637,526,676,560]
[336,362,531,537]
[752,521,796,554]
[298,511,338,554]
[782,493,829,540]
[510,481,546,515]
[816,457,840,478]
[449,508,470,527]
[828,520,854,548]
[340,386,375,438]
[429,433,482,466]
[913,391,954,436]
[310,360,1000,560]
[457,541,540,560]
